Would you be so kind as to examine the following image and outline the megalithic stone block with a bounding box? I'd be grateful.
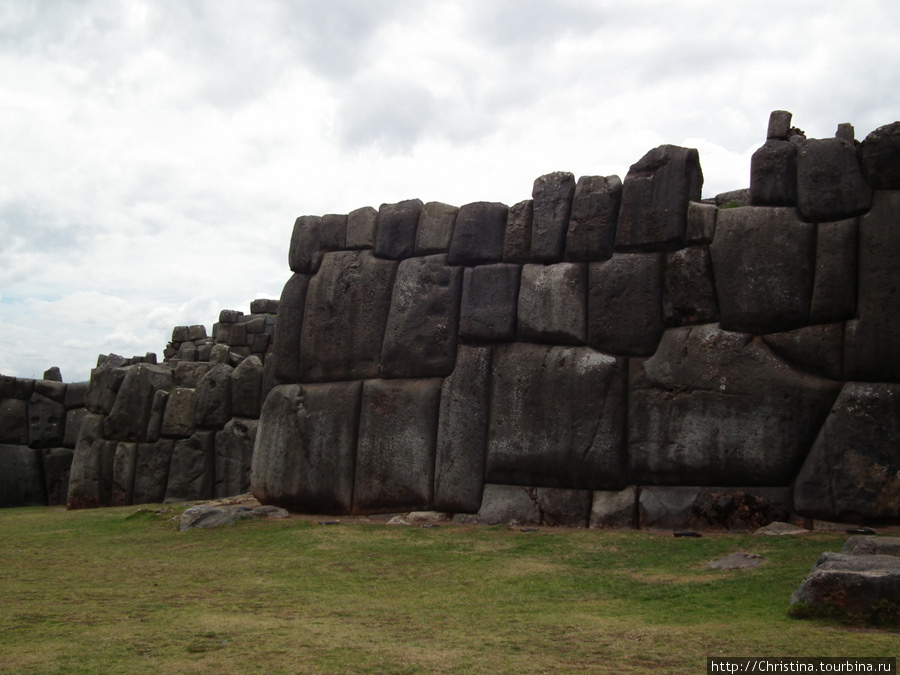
[663,246,719,327]
[374,198,423,260]
[565,174,622,262]
[161,387,195,438]
[486,343,627,490]
[615,145,702,252]
[503,199,533,264]
[0,444,46,507]
[103,364,173,442]
[628,324,841,486]
[345,206,377,249]
[193,363,233,429]
[381,254,463,378]
[251,382,361,514]
[415,201,458,256]
[353,378,442,514]
[797,137,872,222]
[710,206,815,335]
[67,413,117,510]
[272,273,311,384]
[434,346,492,513]
[42,447,74,506]
[0,398,28,444]
[27,393,66,449]
[111,442,137,507]
[531,172,576,262]
[750,140,798,206]
[165,431,216,502]
[299,251,398,382]
[288,215,324,274]
[518,263,587,345]
[231,355,263,419]
[459,264,521,341]
[763,323,845,382]
[447,201,508,266]
[587,252,664,356]
[215,418,258,498]
[686,201,717,245]
[859,121,900,189]
[810,218,857,325]
[132,440,175,505]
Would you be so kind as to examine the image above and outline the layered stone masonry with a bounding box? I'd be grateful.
[254,111,900,527]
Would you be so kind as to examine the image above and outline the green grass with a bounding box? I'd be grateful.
[0,505,896,674]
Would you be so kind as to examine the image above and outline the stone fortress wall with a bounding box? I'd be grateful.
[252,111,900,529]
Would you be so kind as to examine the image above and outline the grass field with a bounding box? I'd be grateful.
[0,504,896,674]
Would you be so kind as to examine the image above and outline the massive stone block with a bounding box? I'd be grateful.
[215,418,258,498]
[763,323,844,381]
[518,263,587,345]
[132,440,175,505]
[447,201,507,266]
[63,407,87,448]
[34,380,66,404]
[710,206,815,334]
[686,201,717,245]
[161,387,195,438]
[374,198,423,260]
[587,252,664,356]
[629,324,841,486]
[231,355,263,419]
[434,346,492,513]
[67,414,116,510]
[794,383,900,521]
[415,201,458,255]
[797,137,872,222]
[503,199,533,264]
[111,442,137,507]
[637,486,792,531]
[459,264,520,341]
[299,251,398,382]
[749,140,798,206]
[42,447,73,506]
[859,121,900,189]
[844,191,900,381]
[810,218,857,324]
[531,172,576,262]
[380,255,462,378]
[345,206,377,249]
[251,382,361,514]
[353,378,442,514]
[0,444,45,507]
[28,393,66,449]
[288,215,324,274]
[564,175,622,262]
[615,145,702,251]
[103,364,173,442]
[271,273,311,384]
[0,375,34,400]
[486,343,627,490]
[663,246,718,327]
[0,398,28,445]
[193,363,233,429]
[474,484,591,527]
[165,431,216,502]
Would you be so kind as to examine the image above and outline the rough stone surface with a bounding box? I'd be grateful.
[587,252,664,356]
[762,324,844,381]
[0,444,45,507]
[434,346,492,513]
[767,110,793,140]
[711,206,815,334]
[231,355,263,419]
[345,206,377,249]
[797,137,872,222]
[63,408,87,448]
[459,264,520,341]
[41,446,73,506]
[629,324,841,486]
[415,201,458,255]
[271,273,311,384]
[161,387,196,438]
[859,121,900,189]
[503,199,533,263]
[531,172,576,262]
[193,363,234,429]
[353,378,442,514]
[535,488,592,527]
[288,215,325,274]
[28,393,67,449]
[842,535,900,557]
[810,218,857,324]
[103,364,173,442]
[486,343,627,490]
[380,255,462,378]
[447,201,507,266]
[476,484,541,526]
[638,486,792,531]
[686,201,717,245]
[252,382,361,514]
[374,199,423,260]
[663,246,718,327]
[299,251,398,382]
[518,263,587,345]
[111,442,137,507]
[179,505,252,531]
[750,140,798,206]
[564,174,622,262]
[0,398,28,444]
[132,440,175,504]
[215,418,257,498]
[173,362,210,388]
[67,420,116,511]
[34,379,66,403]
[165,431,215,502]
[794,383,900,521]
[615,145,703,251]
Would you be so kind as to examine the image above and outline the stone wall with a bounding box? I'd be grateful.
[253,111,900,528]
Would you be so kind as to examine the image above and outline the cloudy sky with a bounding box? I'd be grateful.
[1,0,898,383]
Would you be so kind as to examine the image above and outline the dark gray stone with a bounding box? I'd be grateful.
[111,442,137,507]
[219,309,243,324]
[663,246,719,327]
[43,366,63,382]
[790,552,900,619]
[859,121,900,189]
[34,379,66,403]
[710,206,815,334]
[638,486,792,531]
[763,324,844,381]
[145,389,167,443]
[767,110,792,140]
[797,137,872,222]
[0,375,34,399]
[476,484,541,526]
[810,218,857,324]
[84,360,120,415]
[321,213,348,251]
[380,255,462,378]
[271,273,311,384]
[187,325,207,341]
[231,355,263,418]
[165,431,215,502]
[172,325,190,342]
[517,263,587,345]
[503,199,533,264]
[64,382,87,409]
[0,398,28,444]
[844,192,900,381]
[615,145,703,251]
[714,189,750,208]
[629,324,841,486]
[28,393,66,449]
[103,364,173,442]
[41,447,73,506]
[486,343,627,490]
[132,440,175,505]
[842,535,900,558]
[346,206,377,249]
[587,252,664,356]
[288,215,325,274]
[299,251,398,382]
[564,175,622,262]
[250,299,279,315]
[0,444,45,507]
[374,199,423,260]
[67,420,116,510]
[173,362,210,388]
[179,505,252,531]
[459,264,520,341]
[447,201,508,266]
[590,487,638,529]
[161,387,195,438]
[353,378,442,514]
[434,346,492,513]
[531,172,575,262]
[535,488,592,527]
[194,363,233,429]
[750,140,798,206]
[215,418,257,498]
[251,382,361,514]
[415,201,458,255]
[794,383,900,521]
[686,201,717,245]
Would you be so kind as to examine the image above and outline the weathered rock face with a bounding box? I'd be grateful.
[0,444,46,507]
[103,364,172,442]
[531,172,576,262]
[459,264,520,341]
[448,202,507,266]
[797,137,872,222]
[859,121,900,189]
[565,175,622,262]
[518,263,587,345]
[374,199,423,260]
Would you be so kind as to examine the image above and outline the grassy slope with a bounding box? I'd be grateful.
[0,505,896,674]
